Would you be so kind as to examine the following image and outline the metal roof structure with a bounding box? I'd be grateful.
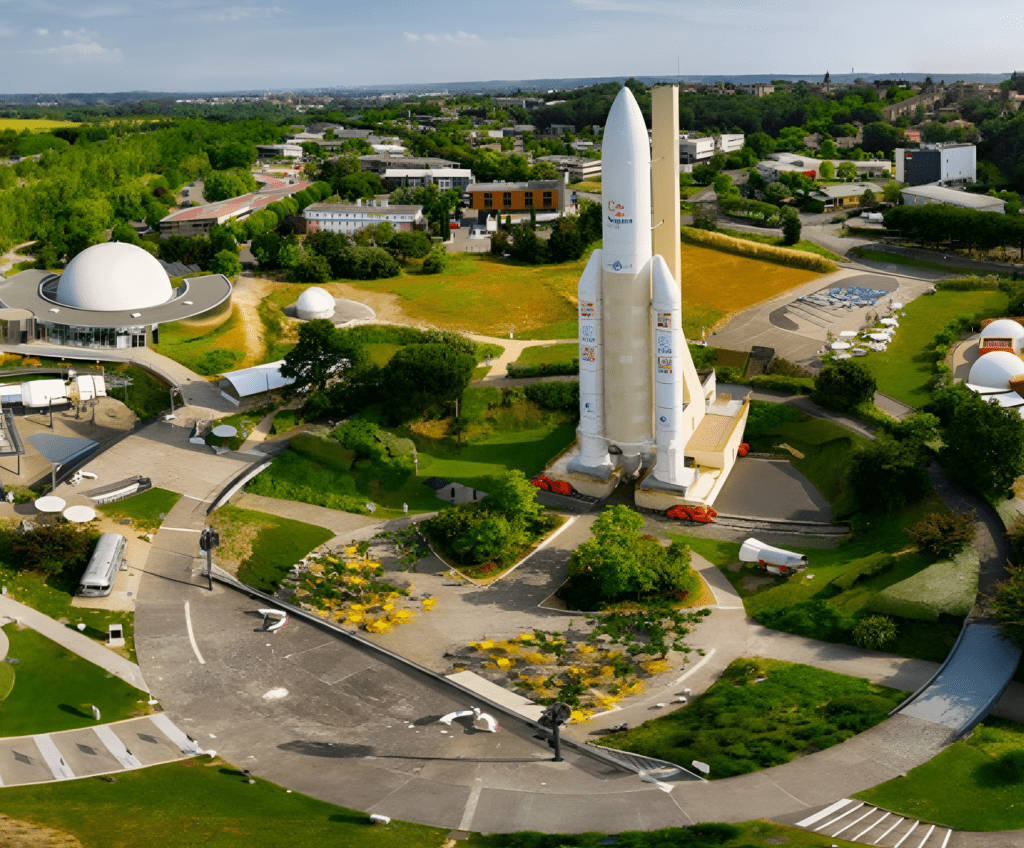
[220,360,295,398]
[26,432,99,466]
[0,410,25,458]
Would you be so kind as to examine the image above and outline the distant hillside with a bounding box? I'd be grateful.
[0,72,1014,104]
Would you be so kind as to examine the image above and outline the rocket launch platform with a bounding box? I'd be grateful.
[546,85,749,509]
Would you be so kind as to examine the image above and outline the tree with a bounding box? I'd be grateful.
[251,231,281,269]
[859,188,877,208]
[883,181,902,204]
[861,122,901,155]
[818,160,835,181]
[391,230,432,260]
[8,524,101,576]
[110,221,141,246]
[939,390,1024,498]
[421,245,448,274]
[203,169,259,202]
[692,203,718,231]
[763,182,791,206]
[486,469,543,526]
[567,505,697,605]
[281,318,364,396]
[208,249,241,277]
[906,511,976,558]
[692,163,718,185]
[547,215,586,262]
[381,343,476,422]
[813,359,876,412]
[819,139,839,160]
[848,435,928,513]
[294,251,331,283]
[853,615,898,650]
[780,206,801,245]
[836,162,858,182]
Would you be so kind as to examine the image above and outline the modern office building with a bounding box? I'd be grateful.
[464,180,566,214]
[894,143,976,187]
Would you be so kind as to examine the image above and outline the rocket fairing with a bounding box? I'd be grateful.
[571,85,694,484]
[598,84,654,464]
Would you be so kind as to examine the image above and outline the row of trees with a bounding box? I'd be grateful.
[489,200,602,265]
[884,204,1024,253]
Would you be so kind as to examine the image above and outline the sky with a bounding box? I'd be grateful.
[1,0,1022,94]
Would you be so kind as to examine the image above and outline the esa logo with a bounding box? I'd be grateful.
[612,261,622,271]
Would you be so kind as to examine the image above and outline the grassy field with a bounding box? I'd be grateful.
[598,657,907,779]
[855,719,1024,831]
[515,342,577,366]
[345,243,825,338]
[210,504,333,593]
[851,247,983,272]
[858,288,1007,407]
[99,488,181,533]
[153,307,248,376]
[0,118,82,131]
[250,401,576,519]
[0,625,150,736]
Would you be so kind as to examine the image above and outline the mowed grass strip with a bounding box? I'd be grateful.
[211,505,333,593]
[858,288,1007,407]
[99,487,181,533]
[0,758,451,848]
[153,306,249,375]
[597,657,907,779]
[515,342,578,366]
[855,718,1024,831]
[0,625,149,736]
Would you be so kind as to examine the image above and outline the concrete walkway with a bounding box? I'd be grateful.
[0,715,205,786]
[0,596,148,692]
[466,332,576,380]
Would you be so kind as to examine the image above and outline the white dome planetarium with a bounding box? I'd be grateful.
[967,350,1024,395]
[295,286,336,321]
[56,242,174,311]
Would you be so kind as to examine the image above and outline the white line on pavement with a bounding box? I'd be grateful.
[93,725,143,769]
[150,714,205,757]
[184,601,205,665]
[459,782,483,831]
[33,734,75,780]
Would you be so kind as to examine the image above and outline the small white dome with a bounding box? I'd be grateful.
[968,350,1024,391]
[57,242,173,311]
[296,286,336,321]
[981,320,1024,342]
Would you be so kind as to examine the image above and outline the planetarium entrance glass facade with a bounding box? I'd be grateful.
[35,322,146,348]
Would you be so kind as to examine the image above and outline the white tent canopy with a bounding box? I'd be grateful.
[220,361,295,400]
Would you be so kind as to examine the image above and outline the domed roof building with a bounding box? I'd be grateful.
[0,241,232,350]
[295,287,336,321]
[979,319,1024,357]
[55,243,174,311]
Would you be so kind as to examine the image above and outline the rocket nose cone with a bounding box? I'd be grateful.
[603,87,649,166]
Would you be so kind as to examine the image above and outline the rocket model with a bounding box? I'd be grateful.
[570,85,703,489]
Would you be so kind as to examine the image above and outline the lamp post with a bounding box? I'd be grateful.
[199,527,220,591]
[541,702,571,762]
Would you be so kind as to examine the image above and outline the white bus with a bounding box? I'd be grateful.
[77,533,127,598]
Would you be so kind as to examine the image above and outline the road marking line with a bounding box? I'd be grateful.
[94,725,142,769]
[150,714,206,756]
[796,798,855,828]
[815,801,863,832]
[33,734,74,780]
[184,601,205,665]
[458,783,482,831]
[183,494,213,503]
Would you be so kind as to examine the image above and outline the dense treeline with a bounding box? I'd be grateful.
[883,205,1024,253]
[0,117,286,255]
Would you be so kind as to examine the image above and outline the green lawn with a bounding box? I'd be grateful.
[858,288,1007,407]
[0,625,150,736]
[99,488,181,533]
[211,504,334,593]
[106,363,174,421]
[206,407,273,451]
[515,342,577,366]
[856,719,1024,831]
[597,658,907,779]
[153,306,247,376]
[851,247,984,272]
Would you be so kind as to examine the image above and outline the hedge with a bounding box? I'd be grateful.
[680,226,838,273]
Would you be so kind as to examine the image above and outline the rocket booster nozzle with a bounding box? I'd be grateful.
[600,87,652,276]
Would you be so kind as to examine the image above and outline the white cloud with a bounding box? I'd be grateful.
[62,28,99,41]
[72,5,133,18]
[34,27,48,36]
[195,5,285,22]
[405,30,480,44]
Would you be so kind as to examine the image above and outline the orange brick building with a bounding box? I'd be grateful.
[466,180,566,215]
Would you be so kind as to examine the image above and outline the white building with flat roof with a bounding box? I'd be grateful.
[900,185,1005,213]
[303,201,424,234]
[718,133,744,153]
[382,168,474,190]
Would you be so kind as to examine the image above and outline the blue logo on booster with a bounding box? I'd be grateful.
[612,261,622,271]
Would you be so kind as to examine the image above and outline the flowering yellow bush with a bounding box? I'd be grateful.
[570,709,592,723]
[421,597,437,611]
[522,652,550,665]
[365,617,393,634]
[641,659,670,675]
[389,609,415,624]
[495,657,512,670]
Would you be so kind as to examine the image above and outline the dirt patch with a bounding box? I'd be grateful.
[0,814,81,847]
[741,575,776,591]
[326,281,417,326]
[727,561,744,573]
[209,511,272,576]
[777,443,805,459]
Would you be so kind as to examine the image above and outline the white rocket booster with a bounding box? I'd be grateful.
[573,85,694,485]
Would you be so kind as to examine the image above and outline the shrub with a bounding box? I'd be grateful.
[523,381,579,413]
[853,615,898,650]
[680,226,837,273]
[194,348,244,376]
[421,246,448,274]
[755,599,856,642]
[7,524,101,577]
[749,374,814,395]
[813,359,877,412]
[907,511,977,558]
[506,360,579,378]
